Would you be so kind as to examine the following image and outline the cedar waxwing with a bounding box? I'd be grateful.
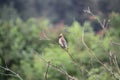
[58,33,68,49]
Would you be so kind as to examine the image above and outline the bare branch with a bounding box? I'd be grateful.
[0,73,17,77]
[84,7,105,29]
[81,26,119,80]
[0,62,23,80]
[65,49,89,75]
[112,55,120,75]
[39,55,78,80]
[111,42,120,46]
[109,51,113,66]
[44,61,50,80]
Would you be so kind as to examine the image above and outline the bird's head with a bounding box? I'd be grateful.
[59,33,63,38]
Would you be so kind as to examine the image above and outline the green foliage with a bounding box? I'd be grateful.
[110,12,120,29]
[0,17,50,80]
[0,12,120,80]
[110,12,120,39]
[88,67,114,80]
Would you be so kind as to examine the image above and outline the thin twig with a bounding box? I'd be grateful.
[111,42,120,46]
[112,55,120,75]
[62,49,90,80]
[0,62,23,80]
[44,61,50,80]
[65,49,89,74]
[84,7,105,29]
[66,50,78,65]
[0,73,17,77]
[89,58,98,80]
[109,51,113,66]
[39,55,77,80]
[83,7,120,80]
[82,26,119,80]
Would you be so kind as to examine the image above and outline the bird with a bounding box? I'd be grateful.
[58,33,68,49]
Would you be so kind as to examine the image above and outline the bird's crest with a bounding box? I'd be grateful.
[59,33,63,38]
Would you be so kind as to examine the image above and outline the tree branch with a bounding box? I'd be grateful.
[44,61,50,80]
[39,55,78,80]
[0,61,23,80]
[82,9,119,79]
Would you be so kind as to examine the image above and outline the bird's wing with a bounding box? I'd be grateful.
[61,37,67,48]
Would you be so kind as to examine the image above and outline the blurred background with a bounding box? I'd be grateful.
[0,0,120,80]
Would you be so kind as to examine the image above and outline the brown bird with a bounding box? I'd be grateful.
[58,33,68,49]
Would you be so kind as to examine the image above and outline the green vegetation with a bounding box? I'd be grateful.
[0,7,120,80]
